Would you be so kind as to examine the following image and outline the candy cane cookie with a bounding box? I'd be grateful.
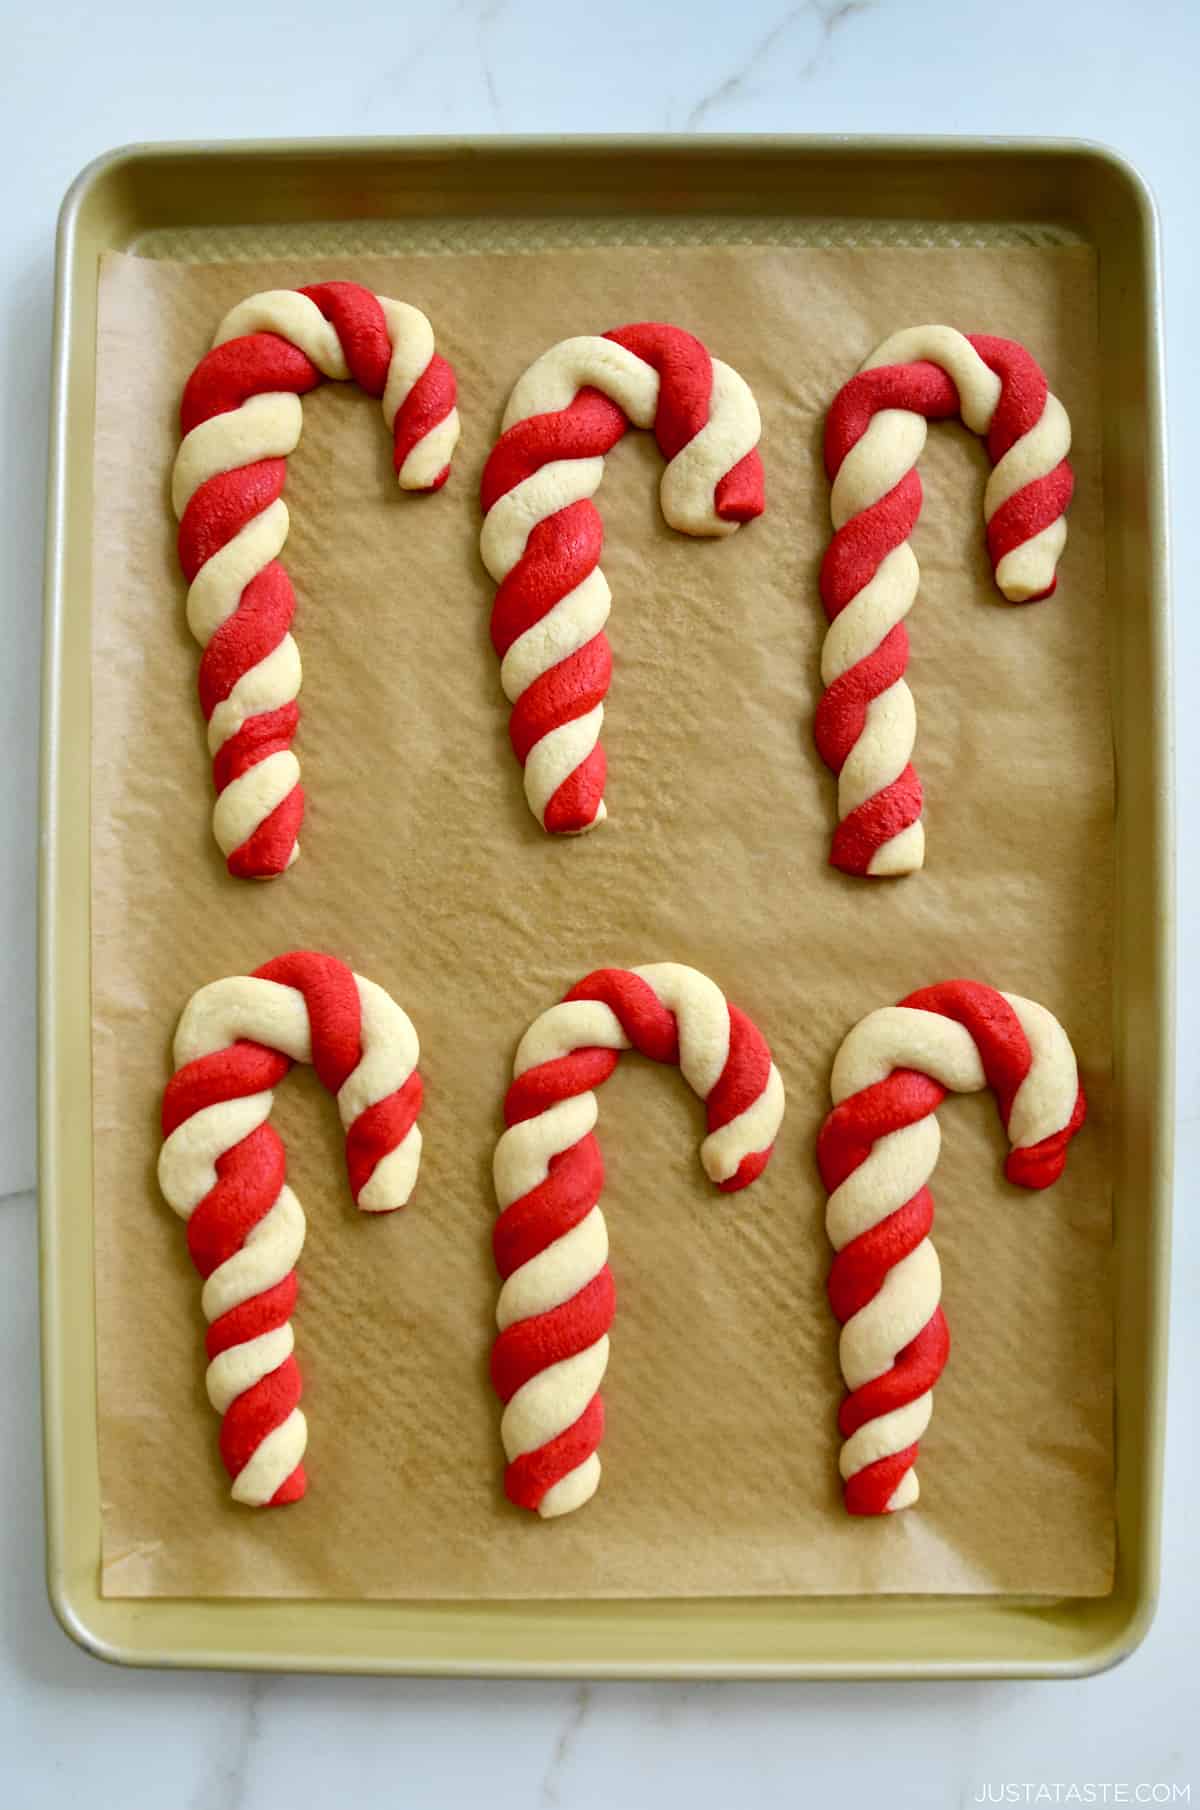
[816,326,1074,876]
[480,325,764,834]
[158,951,423,1506]
[817,979,1086,1514]
[492,963,785,1518]
[173,283,460,878]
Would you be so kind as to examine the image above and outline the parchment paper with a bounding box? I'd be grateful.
[91,243,1113,1599]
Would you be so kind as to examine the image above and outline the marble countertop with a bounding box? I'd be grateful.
[5,1,1196,1802]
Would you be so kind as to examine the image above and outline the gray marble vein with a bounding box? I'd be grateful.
[685,0,874,131]
[363,0,510,128]
[188,1679,268,1810]
[540,1683,593,1807]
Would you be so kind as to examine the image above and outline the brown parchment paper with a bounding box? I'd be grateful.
[91,242,1114,1600]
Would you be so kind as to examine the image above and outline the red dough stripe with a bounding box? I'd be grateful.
[502,968,685,1129]
[718,1146,773,1192]
[493,1137,606,1280]
[600,324,766,521]
[186,1125,287,1280]
[827,1189,935,1323]
[844,1444,921,1517]
[504,1050,621,1129]
[819,474,923,621]
[824,363,959,475]
[269,1465,308,1506]
[252,952,363,1094]
[392,353,458,486]
[604,322,712,456]
[345,1071,423,1204]
[198,563,295,717]
[829,769,924,877]
[491,1269,616,1403]
[225,783,305,881]
[1007,1084,1088,1189]
[815,624,910,772]
[543,750,608,835]
[504,1397,605,1512]
[204,683,296,777]
[481,392,628,511]
[715,449,765,521]
[985,462,1075,572]
[705,1003,771,1131]
[490,502,605,658]
[817,1070,947,1192]
[178,460,286,583]
[839,1311,950,1439]
[206,1273,298,1359]
[211,702,300,793]
[969,333,1049,460]
[162,1043,290,1138]
[180,334,321,435]
[508,635,612,764]
[900,981,1031,1127]
[218,1357,303,1480]
[564,968,681,1062]
[298,282,391,395]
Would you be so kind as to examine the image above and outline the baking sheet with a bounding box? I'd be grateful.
[91,242,1113,1600]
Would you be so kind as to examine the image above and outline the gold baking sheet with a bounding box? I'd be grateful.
[40,138,1170,1675]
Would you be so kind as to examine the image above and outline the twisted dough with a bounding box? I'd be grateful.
[157,951,423,1506]
[480,325,764,834]
[817,979,1086,1514]
[816,325,1074,876]
[492,963,785,1518]
[173,283,460,878]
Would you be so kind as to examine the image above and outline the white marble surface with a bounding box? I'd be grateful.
[4,0,1197,1801]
